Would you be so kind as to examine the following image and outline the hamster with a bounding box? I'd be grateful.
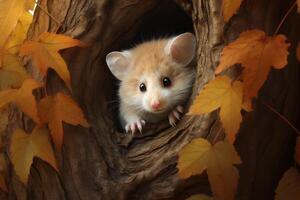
[106,32,196,134]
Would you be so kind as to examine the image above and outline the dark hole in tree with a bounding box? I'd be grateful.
[106,1,194,132]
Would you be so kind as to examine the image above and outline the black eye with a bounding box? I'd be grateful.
[139,83,147,92]
[162,77,172,87]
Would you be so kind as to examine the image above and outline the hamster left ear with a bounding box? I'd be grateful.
[106,51,131,80]
[165,32,196,66]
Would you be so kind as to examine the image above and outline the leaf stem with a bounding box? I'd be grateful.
[35,2,62,27]
[258,99,300,136]
[212,125,223,145]
[274,1,297,35]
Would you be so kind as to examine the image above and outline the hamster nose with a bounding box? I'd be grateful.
[151,101,161,110]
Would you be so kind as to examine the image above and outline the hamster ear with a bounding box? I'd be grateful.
[165,33,196,66]
[106,51,131,80]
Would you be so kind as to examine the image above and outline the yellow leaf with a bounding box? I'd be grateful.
[5,12,33,54]
[25,0,36,11]
[0,79,41,123]
[0,53,28,90]
[275,167,300,200]
[295,137,300,165]
[215,30,289,99]
[38,93,90,149]
[222,0,242,22]
[10,127,57,185]
[0,11,31,90]
[189,76,243,143]
[0,0,27,48]
[178,139,241,200]
[187,194,214,200]
[20,32,86,89]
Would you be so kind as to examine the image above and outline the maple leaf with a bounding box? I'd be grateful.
[0,53,28,90]
[215,30,289,99]
[10,127,57,185]
[178,139,241,200]
[0,0,28,48]
[222,0,242,22]
[20,32,86,90]
[189,76,243,143]
[0,12,32,90]
[275,167,300,200]
[25,0,36,11]
[295,137,300,165]
[38,93,90,149]
[187,194,214,200]
[0,79,41,123]
[4,12,33,54]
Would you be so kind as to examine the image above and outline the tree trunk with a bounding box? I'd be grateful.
[3,0,300,199]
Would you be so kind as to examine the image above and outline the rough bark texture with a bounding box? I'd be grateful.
[2,0,300,199]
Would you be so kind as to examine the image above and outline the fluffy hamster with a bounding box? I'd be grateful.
[106,32,196,134]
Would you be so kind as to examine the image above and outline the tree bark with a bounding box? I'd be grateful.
[3,0,300,199]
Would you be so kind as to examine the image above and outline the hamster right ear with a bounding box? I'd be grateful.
[165,33,196,66]
[106,51,131,80]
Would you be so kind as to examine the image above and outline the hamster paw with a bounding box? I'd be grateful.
[168,105,184,127]
[125,119,146,134]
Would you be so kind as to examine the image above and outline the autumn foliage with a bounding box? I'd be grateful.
[0,0,89,190]
[0,0,299,199]
[177,1,300,200]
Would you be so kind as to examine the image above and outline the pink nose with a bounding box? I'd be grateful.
[151,101,161,110]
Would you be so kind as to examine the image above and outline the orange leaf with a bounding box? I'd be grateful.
[275,167,300,200]
[38,93,90,149]
[188,76,244,143]
[10,127,57,185]
[297,0,300,13]
[20,32,85,90]
[295,137,300,166]
[222,0,242,22]
[215,30,289,99]
[0,0,28,48]
[0,79,41,123]
[178,139,241,200]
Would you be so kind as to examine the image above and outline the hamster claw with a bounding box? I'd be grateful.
[168,105,184,127]
[125,119,146,135]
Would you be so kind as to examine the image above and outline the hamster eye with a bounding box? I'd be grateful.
[162,77,172,87]
[139,83,147,92]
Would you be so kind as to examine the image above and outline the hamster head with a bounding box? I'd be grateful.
[106,33,196,114]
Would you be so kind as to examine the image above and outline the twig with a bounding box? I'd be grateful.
[274,1,297,35]
[258,99,300,136]
[35,2,62,26]
[212,125,224,145]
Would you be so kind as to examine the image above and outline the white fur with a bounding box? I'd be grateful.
[106,51,132,80]
[106,33,196,133]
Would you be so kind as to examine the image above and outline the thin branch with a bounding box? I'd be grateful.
[35,2,62,26]
[274,1,297,35]
[258,99,300,136]
[212,125,224,145]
